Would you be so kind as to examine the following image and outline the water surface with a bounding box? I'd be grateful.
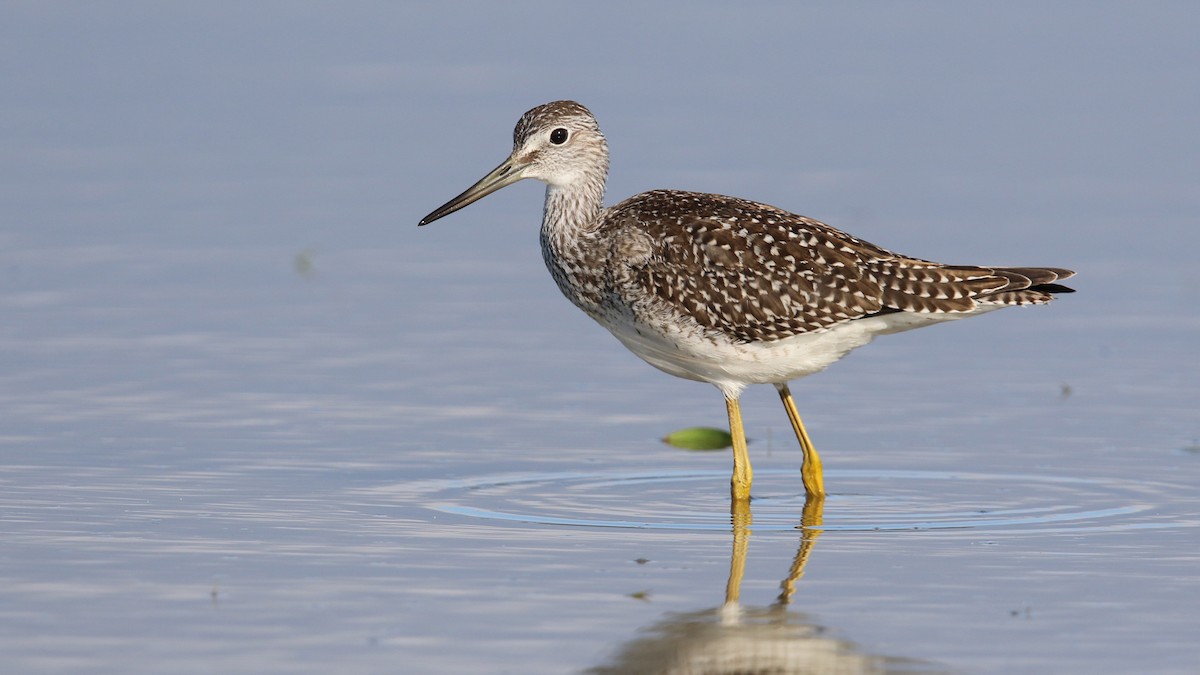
[2,3,1198,673]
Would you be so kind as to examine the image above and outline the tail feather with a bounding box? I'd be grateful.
[980,266,1075,306]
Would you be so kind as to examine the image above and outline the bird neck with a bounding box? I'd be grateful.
[537,170,610,316]
[540,168,607,242]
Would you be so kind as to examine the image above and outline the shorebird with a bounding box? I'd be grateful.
[418,100,1074,502]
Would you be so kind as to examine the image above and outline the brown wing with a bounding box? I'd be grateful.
[608,190,1074,343]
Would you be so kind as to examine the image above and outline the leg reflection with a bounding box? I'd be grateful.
[723,497,752,607]
[587,495,944,673]
[776,494,825,606]
[724,493,825,610]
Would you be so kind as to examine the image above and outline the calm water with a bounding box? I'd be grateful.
[3,3,1198,674]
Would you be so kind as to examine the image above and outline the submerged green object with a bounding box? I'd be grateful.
[663,427,734,451]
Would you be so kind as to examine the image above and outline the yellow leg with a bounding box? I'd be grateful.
[725,396,753,502]
[776,383,826,498]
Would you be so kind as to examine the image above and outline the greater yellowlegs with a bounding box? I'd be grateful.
[418,100,1074,502]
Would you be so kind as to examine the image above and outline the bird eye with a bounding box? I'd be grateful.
[549,128,569,145]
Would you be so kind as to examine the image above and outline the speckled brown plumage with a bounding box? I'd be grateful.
[588,189,1073,344]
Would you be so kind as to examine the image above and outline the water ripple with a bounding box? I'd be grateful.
[388,468,1195,535]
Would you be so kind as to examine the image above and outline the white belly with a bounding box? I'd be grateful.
[604,309,994,398]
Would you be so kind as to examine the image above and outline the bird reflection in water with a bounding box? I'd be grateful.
[588,497,944,674]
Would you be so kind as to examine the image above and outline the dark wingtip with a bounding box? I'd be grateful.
[1035,283,1075,294]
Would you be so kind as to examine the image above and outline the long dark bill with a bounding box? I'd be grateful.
[418,158,524,226]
